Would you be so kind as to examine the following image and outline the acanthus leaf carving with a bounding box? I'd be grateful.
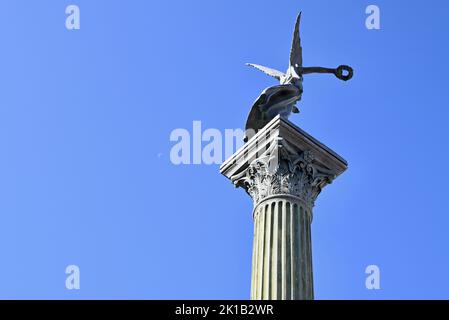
[231,138,336,208]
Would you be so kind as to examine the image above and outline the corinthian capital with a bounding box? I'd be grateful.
[221,115,347,210]
[231,138,336,208]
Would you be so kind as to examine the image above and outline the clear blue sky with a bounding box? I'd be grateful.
[1,0,449,299]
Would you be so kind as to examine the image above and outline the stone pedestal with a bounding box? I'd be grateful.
[220,115,347,300]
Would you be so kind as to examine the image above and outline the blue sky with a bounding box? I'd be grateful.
[1,0,449,299]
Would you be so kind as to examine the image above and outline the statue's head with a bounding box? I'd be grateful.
[282,65,303,88]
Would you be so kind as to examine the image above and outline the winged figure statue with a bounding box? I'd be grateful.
[244,13,353,142]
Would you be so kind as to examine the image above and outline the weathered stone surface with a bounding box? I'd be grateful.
[220,115,347,300]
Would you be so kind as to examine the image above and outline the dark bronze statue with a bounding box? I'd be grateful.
[244,13,353,142]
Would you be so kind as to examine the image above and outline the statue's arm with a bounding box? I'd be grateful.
[302,67,335,74]
[302,65,353,81]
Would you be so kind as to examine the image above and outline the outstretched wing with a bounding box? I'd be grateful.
[246,63,285,81]
[289,12,303,69]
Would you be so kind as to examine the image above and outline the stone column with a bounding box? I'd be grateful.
[220,115,347,300]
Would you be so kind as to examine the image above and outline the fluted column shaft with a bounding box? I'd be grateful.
[220,116,348,301]
[250,196,313,300]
